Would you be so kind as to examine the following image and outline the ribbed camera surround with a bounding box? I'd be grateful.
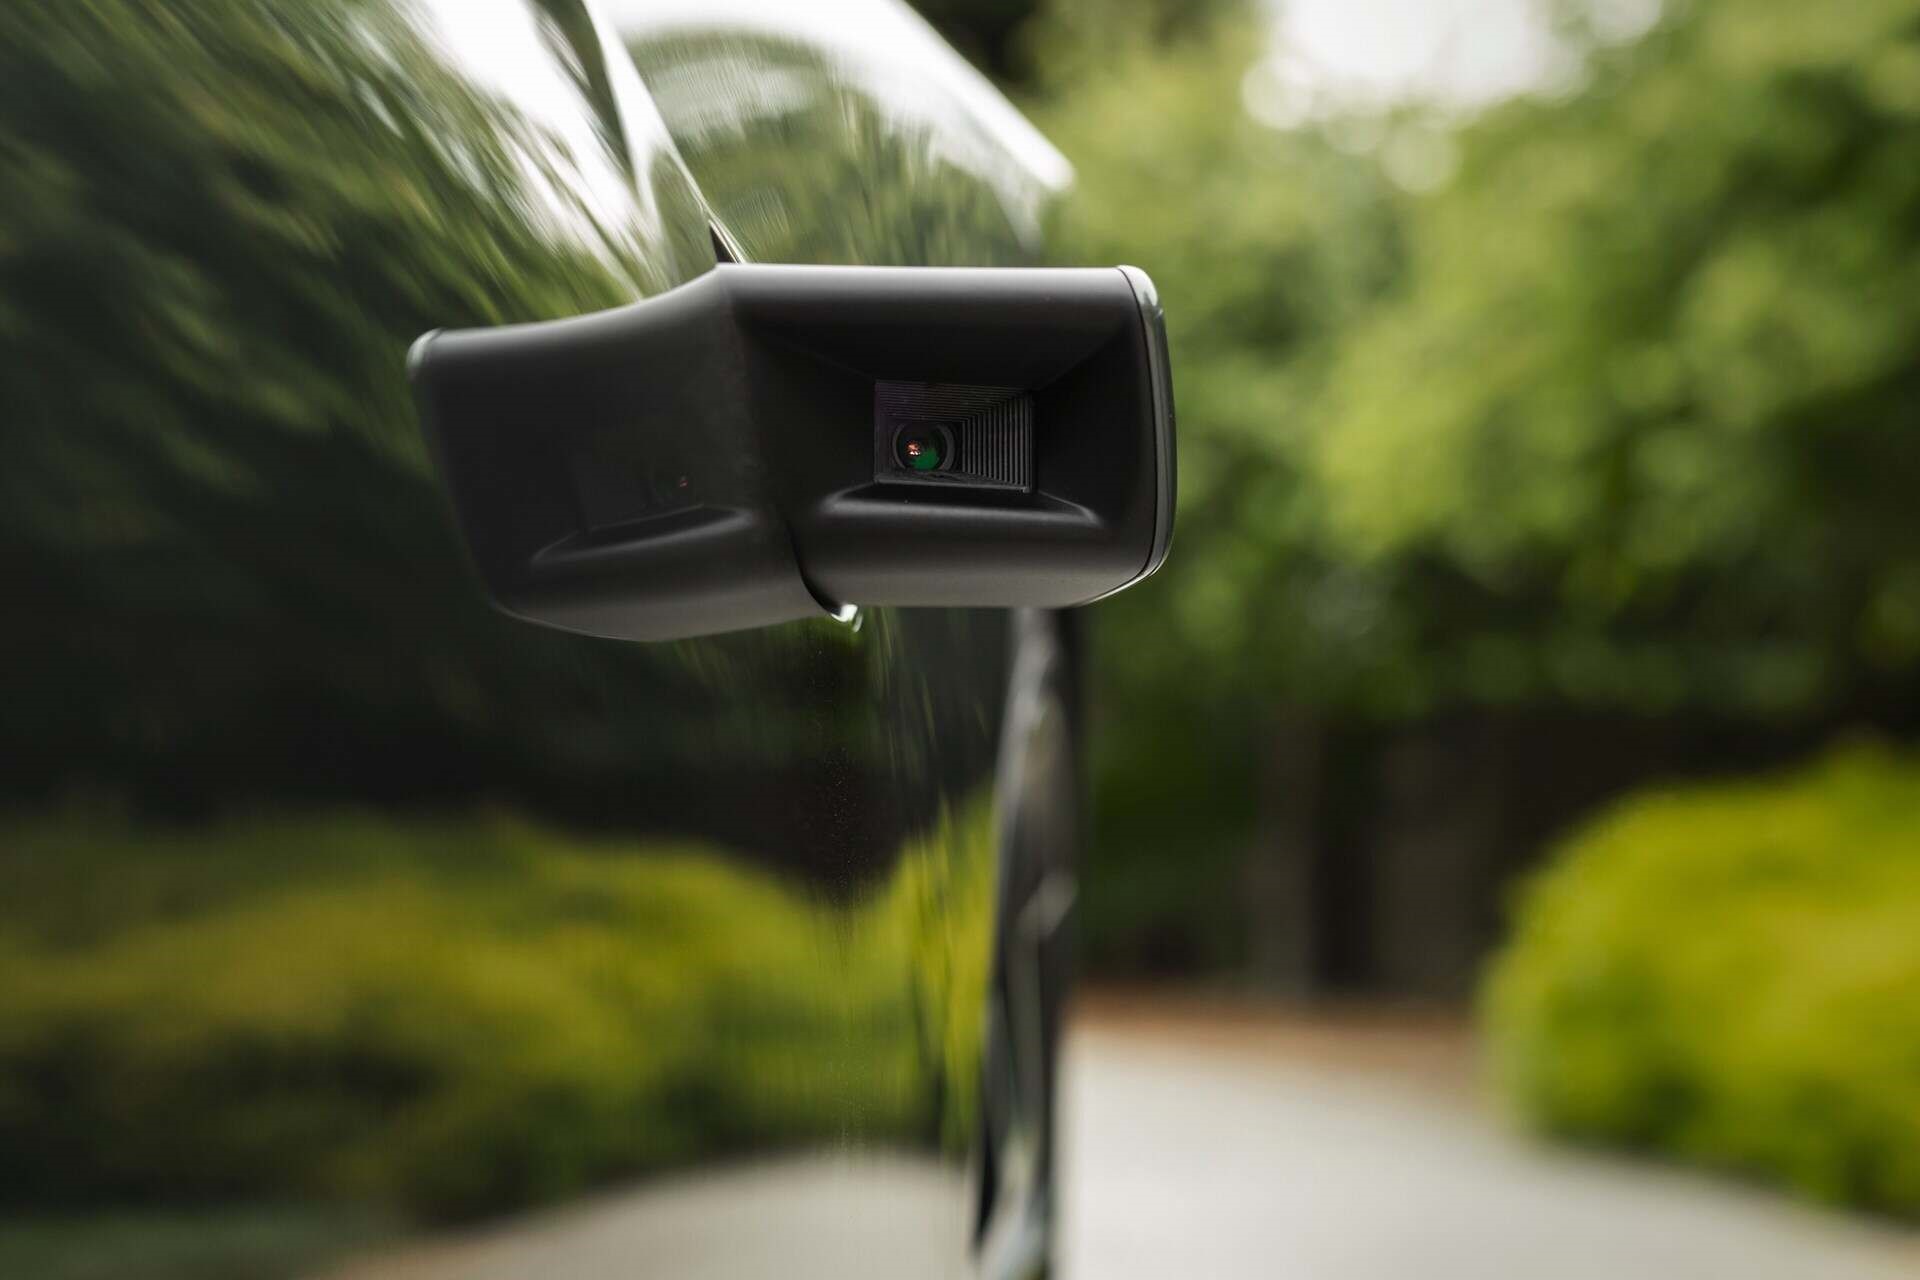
[873,381,1033,491]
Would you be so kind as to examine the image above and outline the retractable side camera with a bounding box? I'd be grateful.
[412,263,1174,640]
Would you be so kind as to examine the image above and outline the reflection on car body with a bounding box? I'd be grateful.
[0,1,1141,1278]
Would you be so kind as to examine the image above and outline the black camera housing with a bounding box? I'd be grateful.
[411,264,1174,641]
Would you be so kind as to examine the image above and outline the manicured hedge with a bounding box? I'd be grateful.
[1484,746,1920,1216]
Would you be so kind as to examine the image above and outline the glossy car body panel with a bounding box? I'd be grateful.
[614,0,1069,266]
[605,4,1080,1270]
[1,1,1078,1276]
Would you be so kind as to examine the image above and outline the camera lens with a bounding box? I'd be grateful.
[646,465,691,507]
[894,423,953,473]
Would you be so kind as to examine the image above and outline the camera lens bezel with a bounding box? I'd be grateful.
[892,421,955,474]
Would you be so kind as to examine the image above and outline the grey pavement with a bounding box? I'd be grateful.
[1061,1003,1920,1280]
[314,1002,1920,1279]
[314,1155,972,1280]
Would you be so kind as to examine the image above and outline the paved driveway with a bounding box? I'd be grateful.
[1061,998,1920,1280]
[315,998,1920,1279]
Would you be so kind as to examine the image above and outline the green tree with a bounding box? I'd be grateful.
[1313,0,1920,719]
[1036,0,1920,977]
[1029,10,1404,971]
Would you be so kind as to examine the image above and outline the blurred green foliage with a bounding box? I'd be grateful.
[0,0,810,823]
[1047,0,1920,718]
[0,1204,394,1280]
[1024,7,1402,969]
[6,0,1920,1235]
[1025,0,1920,973]
[1485,746,1920,1218]
[1311,0,1920,718]
[0,805,992,1223]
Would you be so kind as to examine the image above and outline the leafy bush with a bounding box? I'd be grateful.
[0,806,992,1222]
[1484,746,1920,1216]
